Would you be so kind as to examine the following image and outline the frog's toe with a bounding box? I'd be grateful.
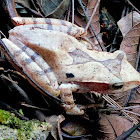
[66,106,84,115]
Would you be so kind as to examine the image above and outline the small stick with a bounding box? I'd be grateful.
[15,1,43,17]
[111,3,127,52]
[115,121,140,140]
[0,101,29,121]
[0,67,4,71]
[78,0,106,51]
[72,0,74,25]
[135,43,140,70]
[20,102,48,111]
[0,31,7,39]
[33,0,46,17]
[102,95,138,125]
[85,0,100,31]
[4,69,26,79]
[1,74,18,84]
[30,0,39,12]
[127,0,140,14]
[57,115,64,140]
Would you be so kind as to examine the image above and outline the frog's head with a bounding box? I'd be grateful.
[68,49,140,94]
[92,51,140,94]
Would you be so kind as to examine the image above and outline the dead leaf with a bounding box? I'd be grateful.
[45,115,65,140]
[109,92,129,107]
[62,121,87,136]
[41,0,70,18]
[61,116,89,136]
[120,23,140,67]
[117,11,140,37]
[128,89,140,120]
[99,114,136,139]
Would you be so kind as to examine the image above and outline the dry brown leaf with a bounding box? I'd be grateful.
[117,11,140,37]
[99,114,134,139]
[45,115,65,140]
[129,88,140,104]
[120,23,140,67]
[109,92,130,107]
[128,88,140,120]
[61,121,87,136]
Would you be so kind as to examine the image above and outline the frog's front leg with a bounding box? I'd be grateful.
[59,83,84,115]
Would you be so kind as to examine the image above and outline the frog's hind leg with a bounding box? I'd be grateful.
[59,83,84,115]
[11,16,86,38]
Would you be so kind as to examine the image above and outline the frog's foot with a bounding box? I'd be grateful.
[62,104,84,115]
[60,83,85,115]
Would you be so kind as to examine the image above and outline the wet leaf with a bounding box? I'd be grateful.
[41,0,70,18]
[61,116,90,136]
[99,114,135,139]
[62,121,87,136]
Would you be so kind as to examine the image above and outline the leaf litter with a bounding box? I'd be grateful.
[0,0,140,139]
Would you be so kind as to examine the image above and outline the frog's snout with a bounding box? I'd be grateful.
[111,82,123,90]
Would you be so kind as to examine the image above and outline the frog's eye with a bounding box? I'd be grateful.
[111,83,123,90]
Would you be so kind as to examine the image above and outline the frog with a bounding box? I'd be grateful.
[1,17,140,115]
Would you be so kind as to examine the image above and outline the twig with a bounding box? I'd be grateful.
[135,42,140,70]
[115,121,140,140]
[8,78,48,121]
[78,0,106,51]
[20,102,48,111]
[111,3,128,52]
[0,31,7,39]
[0,101,29,121]
[123,87,138,108]
[72,0,74,25]
[33,0,46,17]
[57,115,64,140]
[85,0,100,31]
[15,1,43,17]
[102,95,138,125]
[99,106,140,117]
[30,0,39,12]
[106,105,140,110]
[4,69,26,79]
[126,0,140,14]
[0,67,4,71]
[123,110,140,117]
[1,74,18,84]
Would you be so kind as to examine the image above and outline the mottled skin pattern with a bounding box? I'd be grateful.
[1,17,140,115]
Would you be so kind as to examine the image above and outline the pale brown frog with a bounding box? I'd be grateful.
[1,17,140,115]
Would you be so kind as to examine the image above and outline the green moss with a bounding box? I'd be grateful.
[0,109,51,139]
[18,109,24,116]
